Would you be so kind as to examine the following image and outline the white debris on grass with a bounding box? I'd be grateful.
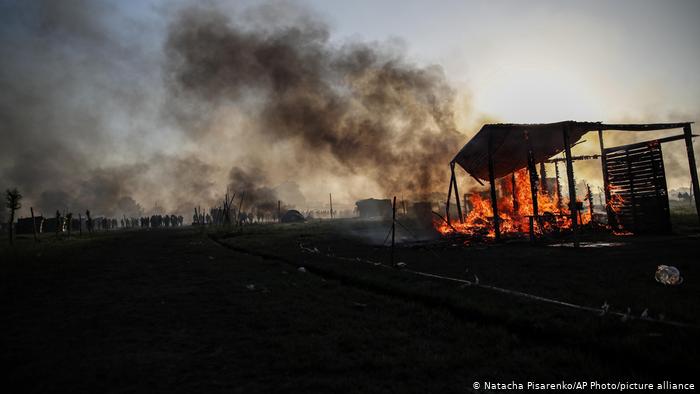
[655,265,683,285]
[297,267,307,273]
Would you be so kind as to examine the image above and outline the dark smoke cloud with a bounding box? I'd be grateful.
[0,0,215,218]
[1,0,469,221]
[164,3,464,199]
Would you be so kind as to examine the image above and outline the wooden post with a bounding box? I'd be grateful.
[30,207,38,242]
[329,193,333,219]
[277,200,281,222]
[445,166,454,223]
[525,132,539,223]
[237,193,245,227]
[683,124,700,225]
[539,162,548,195]
[78,213,82,236]
[563,124,580,247]
[554,161,563,211]
[391,196,396,267]
[527,154,539,218]
[598,130,613,222]
[488,139,500,241]
[625,149,638,231]
[451,162,463,223]
[587,183,594,218]
[511,172,519,213]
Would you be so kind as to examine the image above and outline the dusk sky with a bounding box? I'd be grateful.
[1,0,699,217]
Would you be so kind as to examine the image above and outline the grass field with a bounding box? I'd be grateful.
[1,218,699,393]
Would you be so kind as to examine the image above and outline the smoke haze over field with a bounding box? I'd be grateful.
[1,0,698,219]
[0,0,466,218]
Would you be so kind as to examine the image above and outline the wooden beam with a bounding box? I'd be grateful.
[445,166,454,223]
[527,152,539,219]
[451,162,463,223]
[539,162,548,195]
[511,172,519,213]
[554,161,563,211]
[598,130,614,226]
[684,124,700,225]
[329,193,333,219]
[546,154,601,163]
[525,131,539,224]
[488,137,500,242]
[563,124,580,248]
[604,133,697,152]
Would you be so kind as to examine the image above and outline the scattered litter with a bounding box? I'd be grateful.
[299,244,320,254]
[396,262,407,268]
[641,308,649,320]
[246,284,256,291]
[297,267,307,273]
[621,307,631,322]
[599,301,610,316]
[548,242,625,248]
[655,265,683,285]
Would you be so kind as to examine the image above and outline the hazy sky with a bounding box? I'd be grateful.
[2,0,699,218]
[307,0,700,122]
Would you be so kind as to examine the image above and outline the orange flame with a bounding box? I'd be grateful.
[435,169,591,238]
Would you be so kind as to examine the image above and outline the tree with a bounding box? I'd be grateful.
[6,188,22,245]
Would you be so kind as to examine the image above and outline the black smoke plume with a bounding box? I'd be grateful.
[165,3,464,200]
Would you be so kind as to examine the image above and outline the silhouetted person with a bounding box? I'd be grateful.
[66,213,73,238]
[55,210,61,239]
[86,210,93,234]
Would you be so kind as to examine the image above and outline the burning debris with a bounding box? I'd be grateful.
[437,121,700,244]
[435,168,591,238]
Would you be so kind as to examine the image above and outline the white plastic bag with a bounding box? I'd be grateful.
[655,265,683,285]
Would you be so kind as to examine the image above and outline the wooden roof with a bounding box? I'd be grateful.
[453,120,691,182]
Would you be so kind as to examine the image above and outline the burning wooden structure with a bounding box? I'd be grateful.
[444,121,699,245]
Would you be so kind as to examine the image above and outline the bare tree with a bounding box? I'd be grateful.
[5,188,22,245]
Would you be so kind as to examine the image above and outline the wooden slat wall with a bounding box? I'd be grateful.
[604,142,671,233]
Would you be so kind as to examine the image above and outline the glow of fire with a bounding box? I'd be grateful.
[434,169,592,238]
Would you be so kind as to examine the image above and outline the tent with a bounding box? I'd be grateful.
[280,209,306,223]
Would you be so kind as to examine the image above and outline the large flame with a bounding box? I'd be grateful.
[435,169,592,238]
